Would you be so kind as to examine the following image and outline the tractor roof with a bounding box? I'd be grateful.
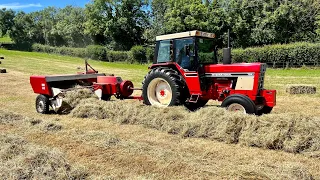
[156,30,216,41]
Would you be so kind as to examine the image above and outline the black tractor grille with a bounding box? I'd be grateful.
[258,63,267,90]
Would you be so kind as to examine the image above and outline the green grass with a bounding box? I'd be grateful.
[0,35,13,43]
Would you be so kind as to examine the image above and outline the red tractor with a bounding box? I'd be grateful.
[141,30,276,114]
[30,30,276,115]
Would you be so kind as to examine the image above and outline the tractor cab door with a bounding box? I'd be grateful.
[175,38,197,71]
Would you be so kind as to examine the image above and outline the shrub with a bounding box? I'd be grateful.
[107,51,130,62]
[130,45,147,63]
[146,47,155,63]
[226,42,320,67]
[31,44,87,58]
[86,45,107,61]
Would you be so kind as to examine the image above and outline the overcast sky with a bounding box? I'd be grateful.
[0,0,91,12]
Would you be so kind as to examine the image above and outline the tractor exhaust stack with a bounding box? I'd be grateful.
[223,29,232,64]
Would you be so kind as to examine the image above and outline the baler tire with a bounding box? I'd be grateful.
[36,94,50,114]
[184,99,208,111]
[257,106,273,115]
[142,68,185,107]
[221,94,256,114]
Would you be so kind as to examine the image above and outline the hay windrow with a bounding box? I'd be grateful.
[286,85,317,94]
[67,95,320,156]
[0,134,88,179]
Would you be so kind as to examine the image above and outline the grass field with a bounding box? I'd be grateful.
[0,49,320,179]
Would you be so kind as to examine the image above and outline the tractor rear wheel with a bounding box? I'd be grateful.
[36,94,50,114]
[221,94,256,114]
[142,68,185,107]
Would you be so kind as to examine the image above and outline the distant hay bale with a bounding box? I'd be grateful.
[0,134,88,179]
[0,68,6,73]
[286,85,316,94]
[69,99,320,155]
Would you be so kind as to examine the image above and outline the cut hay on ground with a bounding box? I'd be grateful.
[68,97,320,156]
[0,110,25,124]
[286,85,317,94]
[0,134,88,179]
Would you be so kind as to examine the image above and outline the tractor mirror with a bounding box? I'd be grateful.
[184,45,190,57]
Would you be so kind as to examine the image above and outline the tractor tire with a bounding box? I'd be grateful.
[221,94,257,114]
[257,106,273,115]
[36,94,50,114]
[184,99,208,111]
[142,68,185,107]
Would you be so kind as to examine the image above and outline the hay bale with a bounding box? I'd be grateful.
[286,85,316,94]
[0,68,6,73]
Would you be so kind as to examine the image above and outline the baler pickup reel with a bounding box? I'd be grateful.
[30,60,143,114]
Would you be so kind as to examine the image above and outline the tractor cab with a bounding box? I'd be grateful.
[154,30,218,71]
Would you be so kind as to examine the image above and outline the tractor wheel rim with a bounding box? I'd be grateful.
[227,103,246,113]
[147,78,172,107]
[37,101,44,112]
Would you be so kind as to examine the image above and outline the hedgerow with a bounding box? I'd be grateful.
[31,42,320,66]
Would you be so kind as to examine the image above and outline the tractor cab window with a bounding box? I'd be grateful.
[175,38,195,71]
[197,38,217,64]
[157,40,171,63]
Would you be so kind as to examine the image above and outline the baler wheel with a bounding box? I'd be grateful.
[221,94,256,114]
[142,68,184,107]
[36,94,50,114]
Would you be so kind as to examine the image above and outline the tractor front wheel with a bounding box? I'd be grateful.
[221,94,256,114]
[36,94,50,114]
[142,68,184,107]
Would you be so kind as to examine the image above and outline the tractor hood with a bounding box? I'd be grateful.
[203,63,263,74]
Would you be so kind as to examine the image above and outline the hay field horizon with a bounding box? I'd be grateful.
[0,49,320,179]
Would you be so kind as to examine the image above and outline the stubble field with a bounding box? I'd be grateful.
[0,49,320,179]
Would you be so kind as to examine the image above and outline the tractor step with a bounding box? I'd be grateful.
[188,94,200,103]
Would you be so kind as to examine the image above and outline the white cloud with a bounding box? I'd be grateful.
[0,3,42,10]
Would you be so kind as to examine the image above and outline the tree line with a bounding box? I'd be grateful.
[0,0,320,51]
